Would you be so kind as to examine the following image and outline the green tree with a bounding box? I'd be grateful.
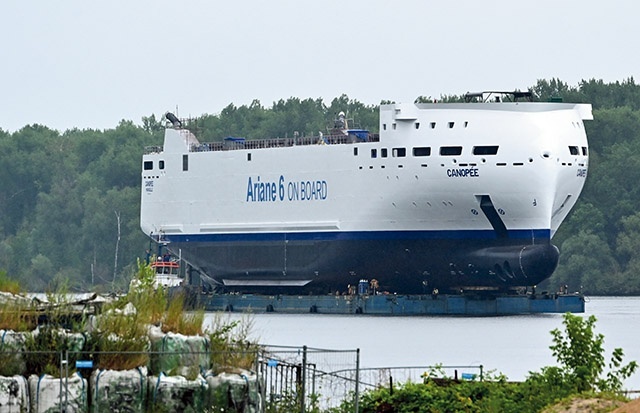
[0,125,58,236]
[549,313,637,393]
[551,230,618,294]
[4,84,640,293]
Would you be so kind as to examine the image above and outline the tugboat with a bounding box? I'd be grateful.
[150,257,182,289]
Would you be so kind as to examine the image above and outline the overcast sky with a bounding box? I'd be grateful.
[2,0,637,132]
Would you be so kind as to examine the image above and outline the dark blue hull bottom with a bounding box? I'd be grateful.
[204,293,585,315]
[165,231,559,294]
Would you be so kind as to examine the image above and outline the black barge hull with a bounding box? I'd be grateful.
[166,231,559,294]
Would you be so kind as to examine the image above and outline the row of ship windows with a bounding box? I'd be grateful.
[357,161,585,170]
[354,145,588,158]
[569,146,588,156]
[357,145,494,158]
[382,120,584,131]
[142,145,588,171]
[382,121,469,131]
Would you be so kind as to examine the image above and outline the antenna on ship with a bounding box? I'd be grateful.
[165,112,182,128]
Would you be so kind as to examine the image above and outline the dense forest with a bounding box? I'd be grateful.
[1,78,639,294]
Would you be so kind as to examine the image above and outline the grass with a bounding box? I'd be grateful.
[126,258,167,325]
[93,260,206,370]
[23,325,86,377]
[162,291,204,336]
[0,260,262,377]
[91,259,162,370]
[0,270,21,295]
[0,302,36,331]
[92,310,150,370]
[208,313,260,373]
[0,270,36,331]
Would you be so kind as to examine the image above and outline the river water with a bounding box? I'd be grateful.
[203,296,640,390]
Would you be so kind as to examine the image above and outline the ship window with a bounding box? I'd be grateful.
[381,148,388,158]
[473,145,499,155]
[440,146,462,156]
[582,146,588,156]
[415,122,420,129]
[159,160,165,170]
[354,147,358,156]
[430,122,436,129]
[413,147,431,157]
[383,124,387,130]
[392,123,397,130]
[143,161,153,170]
[569,146,579,155]
[464,121,469,128]
[182,154,188,171]
[247,153,251,161]
[371,149,377,158]
[448,122,455,128]
[392,147,406,157]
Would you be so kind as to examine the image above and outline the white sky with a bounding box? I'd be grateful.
[2,0,637,132]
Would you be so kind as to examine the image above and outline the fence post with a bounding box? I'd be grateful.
[257,349,267,413]
[301,345,307,413]
[59,351,64,413]
[64,350,69,412]
[354,348,360,413]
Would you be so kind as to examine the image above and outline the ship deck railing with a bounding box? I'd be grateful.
[144,132,380,155]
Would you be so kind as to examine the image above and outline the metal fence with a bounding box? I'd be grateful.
[254,348,484,412]
[258,345,360,412]
[0,346,483,412]
[1,346,362,413]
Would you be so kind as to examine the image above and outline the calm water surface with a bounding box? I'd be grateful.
[203,296,640,389]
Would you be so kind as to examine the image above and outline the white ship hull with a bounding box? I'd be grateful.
[140,99,592,293]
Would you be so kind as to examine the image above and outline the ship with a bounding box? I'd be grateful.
[140,91,592,295]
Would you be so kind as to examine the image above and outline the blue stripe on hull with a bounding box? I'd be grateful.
[164,229,552,243]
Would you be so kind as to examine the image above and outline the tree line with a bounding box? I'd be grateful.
[0,79,639,294]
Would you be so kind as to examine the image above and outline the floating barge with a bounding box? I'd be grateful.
[201,292,585,316]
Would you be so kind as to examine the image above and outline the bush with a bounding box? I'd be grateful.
[23,326,86,377]
[0,301,36,331]
[125,258,167,325]
[336,313,639,413]
[162,291,204,336]
[0,270,20,294]
[208,314,260,373]
[550,313,638,393]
